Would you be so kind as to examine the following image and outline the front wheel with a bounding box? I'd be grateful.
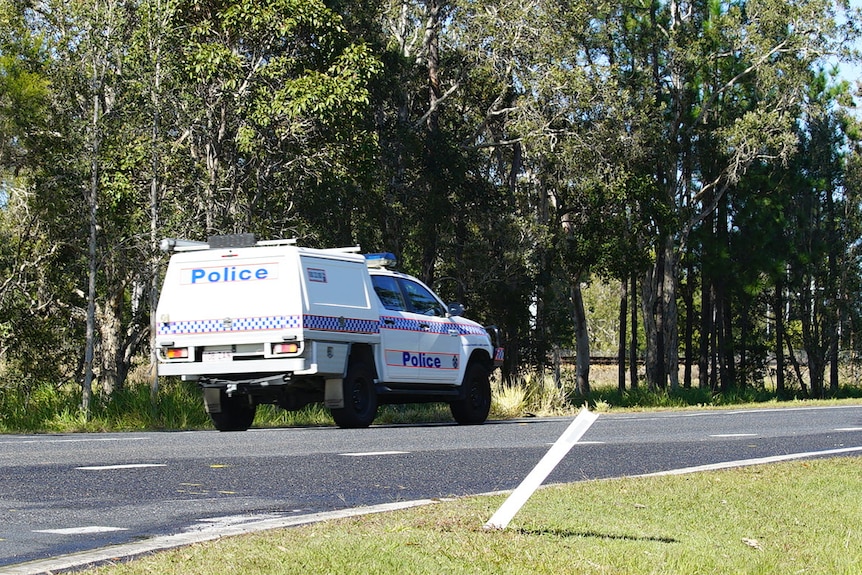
[330,361,378,428]
[209,391,257,432]
[450,362,491,425]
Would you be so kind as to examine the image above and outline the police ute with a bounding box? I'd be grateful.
[155,234,504,431]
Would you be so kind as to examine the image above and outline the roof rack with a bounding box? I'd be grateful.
[257,238,299,247]
[160,235,300,253]
[159,238,209,253]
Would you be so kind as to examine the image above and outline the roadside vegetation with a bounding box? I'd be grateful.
[76,456,862,575]
[3,365,861,434]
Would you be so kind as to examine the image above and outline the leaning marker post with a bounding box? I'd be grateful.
[484,408,599,530]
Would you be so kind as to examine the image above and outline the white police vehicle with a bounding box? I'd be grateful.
[155,234,504,431]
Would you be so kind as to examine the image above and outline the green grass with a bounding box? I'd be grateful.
[0,379,212,433]
[2,369,862,433]
[78,456,862,575]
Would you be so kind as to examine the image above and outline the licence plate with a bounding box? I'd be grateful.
[203,351,233,363]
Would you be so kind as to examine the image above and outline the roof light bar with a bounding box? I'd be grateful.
[365,252,398,268]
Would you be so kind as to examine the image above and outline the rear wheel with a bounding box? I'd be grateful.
[209,391,257,432]
[450,362,491,425]
[331,361,378,428]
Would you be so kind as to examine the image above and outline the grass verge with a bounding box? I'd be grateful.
[79,456,862,575]
[2,365,862,433]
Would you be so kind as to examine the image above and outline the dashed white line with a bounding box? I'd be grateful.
[339,451,409,457]
[76,464,167,471]
[835,427,862,432]
[33,526,128,535]
[709,433,758,438]
[0,437,149,445]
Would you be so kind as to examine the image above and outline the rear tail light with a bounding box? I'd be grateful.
[165,347,190,359]
[273,343,299,355]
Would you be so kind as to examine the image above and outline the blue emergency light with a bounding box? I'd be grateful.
[365,252,398,268]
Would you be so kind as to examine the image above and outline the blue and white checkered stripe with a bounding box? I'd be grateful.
[379,316,486,336]
[157,315,301,335]
[457,324,489,336]
[303,315,380,334]
[380,316,420,331]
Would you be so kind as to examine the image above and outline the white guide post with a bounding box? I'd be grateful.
[484,408,599,530]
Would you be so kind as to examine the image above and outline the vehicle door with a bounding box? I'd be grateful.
[398,278,462,384]
[371,275,420,382]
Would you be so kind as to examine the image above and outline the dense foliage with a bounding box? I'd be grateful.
[1,0,861,411]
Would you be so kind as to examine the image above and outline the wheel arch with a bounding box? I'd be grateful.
[348,342,378,378]
[467,348,493,372]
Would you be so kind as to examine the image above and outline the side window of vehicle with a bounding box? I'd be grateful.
[400,279,445,317]
[371,275,406,311]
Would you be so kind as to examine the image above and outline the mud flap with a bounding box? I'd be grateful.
[203,387,222,414]
[324,378,344,408]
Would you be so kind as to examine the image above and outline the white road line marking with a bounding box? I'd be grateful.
[835,427,862,432]
[186,514,285,533]
[724,405,862,415]
[5,501,437,575]
[33,526,129,535]
[76,464,167,471]
[339,451,409,457]
[709,433,758,438]
[0,437,149,445]
[634,445,862,478]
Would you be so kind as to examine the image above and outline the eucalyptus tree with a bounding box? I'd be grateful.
[0,0,51,333]
[17,0,146,409]
[4,0,178,403]
[781,83,858,397]
[629,0,853,390]
[443,0,663,387]
[172,0,381,240]
[334,0,530,378]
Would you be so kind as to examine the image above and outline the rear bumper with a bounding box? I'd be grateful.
[158,357,308,377]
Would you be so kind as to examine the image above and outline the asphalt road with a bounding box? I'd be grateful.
[1,405,861,571]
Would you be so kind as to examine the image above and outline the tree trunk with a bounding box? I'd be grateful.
[98,285,124,395]
[641,246,663,390]
[683,257,694,388]
[149,1,164,404]
[663,236,680,391]
[774,278,785,395]
[571,281,590,396]
[716,195,736,391]
[642,234,677,390]
[618,278,627,393]
[629,272,638,389]
[419,0,444,286]
[82,90,101,416]
[699,274,711,389]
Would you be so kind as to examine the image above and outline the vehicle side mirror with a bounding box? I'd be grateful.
[447,302,465,317]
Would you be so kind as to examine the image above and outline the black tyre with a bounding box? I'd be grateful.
[450,362,491,425]
[209,391,257,432]
[331,361,378,428]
